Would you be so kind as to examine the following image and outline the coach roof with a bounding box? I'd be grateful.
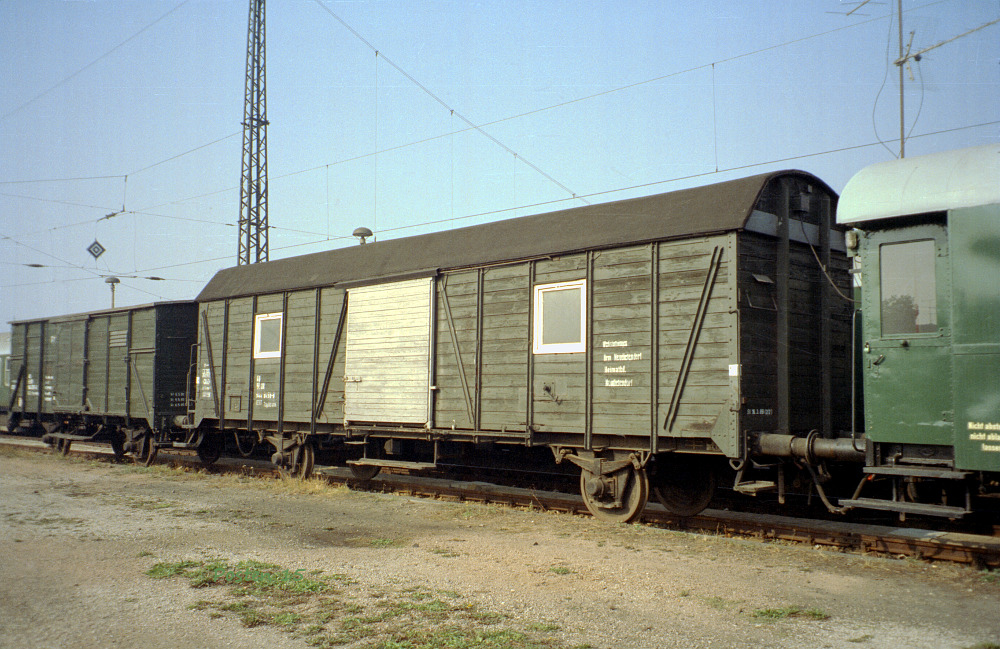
[197,170,831,302]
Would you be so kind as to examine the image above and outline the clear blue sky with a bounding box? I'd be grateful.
[1,0,998,326]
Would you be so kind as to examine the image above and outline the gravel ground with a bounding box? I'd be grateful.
[1,447,998,649]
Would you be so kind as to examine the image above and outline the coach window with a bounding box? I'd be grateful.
[533,280,586,354]
[880,240,937,335]
[253,312,283,359]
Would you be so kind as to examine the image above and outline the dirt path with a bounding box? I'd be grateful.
[1,447,997,649]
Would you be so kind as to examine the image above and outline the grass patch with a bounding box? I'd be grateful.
[526,622,560,632]
[369,538,399,548]
[751,606,830,621]
[146,560,200,579]
[370,626,552,649]
[147,557,581,648]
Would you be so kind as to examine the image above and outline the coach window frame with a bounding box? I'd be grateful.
[253,312,284,359]
[878,238,938,336]
[532,279,587,354]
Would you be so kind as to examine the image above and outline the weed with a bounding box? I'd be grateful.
[183,559,333,595]
[751,606,830,621]
[371,626,544,649]
[370,538,399,548]
[148,556,581,648]
[146,560,200,579]
[548,566,572,575]
[848,635,874,643]
[239,609,271,627]
[979,569,999,584]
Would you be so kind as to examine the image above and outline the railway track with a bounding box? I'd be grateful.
[4,434,999,569]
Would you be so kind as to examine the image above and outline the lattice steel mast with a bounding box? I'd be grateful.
[238,0,268,265]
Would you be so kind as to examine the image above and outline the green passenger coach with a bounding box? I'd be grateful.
[838,144,1000,516]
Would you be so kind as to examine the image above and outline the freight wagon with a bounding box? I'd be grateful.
[6,301,199,462]
[193,170,854,521]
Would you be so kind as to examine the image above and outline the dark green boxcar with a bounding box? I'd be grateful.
[196,170,853,521]
[7,302,197,433]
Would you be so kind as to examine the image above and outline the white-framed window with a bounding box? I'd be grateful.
[253,312,283,359]
[533,279,586,354]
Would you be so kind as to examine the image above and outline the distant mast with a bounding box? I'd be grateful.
[238,0,268,265]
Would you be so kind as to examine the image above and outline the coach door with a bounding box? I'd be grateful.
[344,277,435,425]
[863,223,951,447]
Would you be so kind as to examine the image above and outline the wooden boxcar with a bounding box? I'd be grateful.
[194,170,854,521]
[7,301,198,460]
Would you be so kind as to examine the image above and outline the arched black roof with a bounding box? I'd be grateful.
[197,170,833,302]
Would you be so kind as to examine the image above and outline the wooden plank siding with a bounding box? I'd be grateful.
[737,231,853,435]
[48,319,86,413]
[428,237,741,455]
[195,288,351,431]
[226,298,252,421]
[479,264,530,432]
[86,317,109,414]
[345,278,434,425]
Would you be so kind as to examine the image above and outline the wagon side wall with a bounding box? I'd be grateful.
[195,289,349,430]
[152,302,199,426]
[432,235,740,455]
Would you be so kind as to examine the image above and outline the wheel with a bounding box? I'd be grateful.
[110,431,127,460]
[134,433,158,467]
[579,464,649,524]
[349,463,381,480]
[279,442,315,480]
[196,434,223,467]
[651,456,716,517]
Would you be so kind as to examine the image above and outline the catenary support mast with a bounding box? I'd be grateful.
[238,0,268,265]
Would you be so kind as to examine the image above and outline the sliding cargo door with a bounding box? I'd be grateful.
[344,277,434,425]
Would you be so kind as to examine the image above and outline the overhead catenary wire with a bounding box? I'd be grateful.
[0,0,193,122]
[309,0,588,206]
[2,0,992,291]
[113,118,998,279]
[7,114,993,294]
[0,0,962,201]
